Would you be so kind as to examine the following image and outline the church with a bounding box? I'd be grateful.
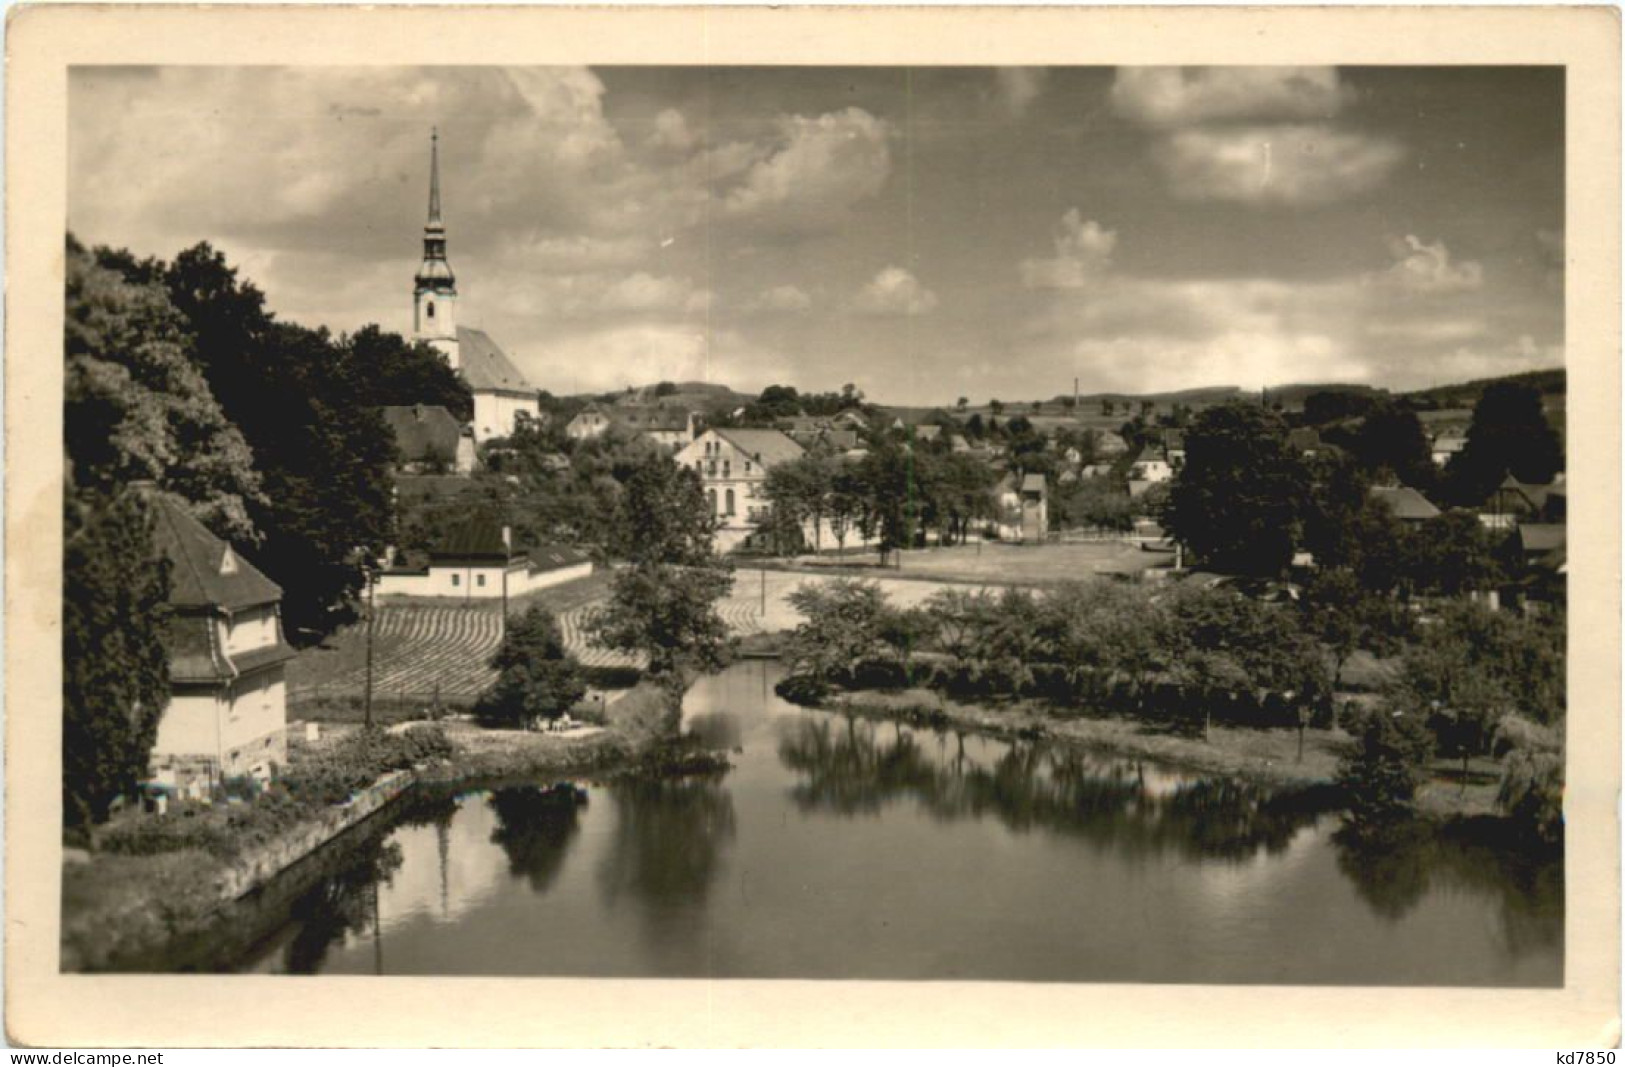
[411,130,541,443]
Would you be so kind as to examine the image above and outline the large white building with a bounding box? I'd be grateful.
[411,130,540,444]
[675,428,804,552]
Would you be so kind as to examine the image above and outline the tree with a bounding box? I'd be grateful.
[161,243,397,642]
[1351,397,1433,490]
[63,487,172,829]
[1408,509,1502,596]
[587,454,734,678]
[475,607,587,728]
[764,453,836,554]
[67,238,263,543]
[1444,381,1563,505]
[343,325,473,422]
[1163,401,1310,577]
[782,580,891,690]
[1336,704,1435,834]
[1298,566,1375,691]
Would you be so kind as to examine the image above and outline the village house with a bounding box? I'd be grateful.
[379,404,476,474]
[375,515,592,600]
[612,405,697,451]
[675,427,804,552]
[1161,429,1186,470]
[1369,484,1441,524]
[410,132,540,444]
[1430,433,1468,467]
[565,402,612,441]
[147,493,296,793]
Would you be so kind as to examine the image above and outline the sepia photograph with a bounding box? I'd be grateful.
[7,3,1619,1049]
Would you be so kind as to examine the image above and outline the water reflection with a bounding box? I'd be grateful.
[487,786,586,894]
[1334,822,1563,957]
[775,715,1331,864]
[596,774,737,959]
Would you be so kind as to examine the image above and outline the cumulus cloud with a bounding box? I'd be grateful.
[1020,210,1116,289]
[719,108,892,231]
[1110,67,1354,127]
[854,267,938,316]
[529,324,790,394]
[1374,235,1485,294]
[1154,125,1403,206]
[1109,67,1402,207]
[648,108,696,152]
[752,284,814,313]
[994,68,1048,118]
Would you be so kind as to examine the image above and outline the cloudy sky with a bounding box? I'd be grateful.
[69,65,1563,403]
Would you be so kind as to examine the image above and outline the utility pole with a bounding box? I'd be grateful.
[760,567,766,616]
[364,567,376,730]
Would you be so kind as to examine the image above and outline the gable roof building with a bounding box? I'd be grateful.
[380,404,475,473]
[147,493,295,787]
[1369,485,1441,523]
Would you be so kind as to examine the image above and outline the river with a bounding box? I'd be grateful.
[220,660,1561,984]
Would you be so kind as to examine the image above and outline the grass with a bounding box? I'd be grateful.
[782,539,1170,585]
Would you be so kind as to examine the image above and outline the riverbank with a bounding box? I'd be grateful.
[816,686,1504,822]
[61,678,704,972]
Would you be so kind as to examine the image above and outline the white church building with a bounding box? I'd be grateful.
[411,130,541,443]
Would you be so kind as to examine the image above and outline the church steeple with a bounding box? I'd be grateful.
[413,127,459,368]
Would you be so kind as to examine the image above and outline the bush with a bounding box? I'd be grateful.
[1336,704,1435,833]
[475,607,587,728]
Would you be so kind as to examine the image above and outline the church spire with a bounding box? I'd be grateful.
[413,127,458,365]
[415,127,454,291]
[428,126,443,228]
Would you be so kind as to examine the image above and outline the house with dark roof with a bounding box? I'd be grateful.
[375,514,593,599]
[676,427,806,552]
[610,404,697,450]
[380,404,475,474]
[147,494,296,791]
[1369,485,1441,523]
[565,402,613,442]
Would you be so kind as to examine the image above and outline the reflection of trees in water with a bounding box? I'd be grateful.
[282,837,404,975]
[1334,822,1563,960]
[487,786,587,894]
[597,774,737,956]
[777,717,1331,864]
[685,710,743,751]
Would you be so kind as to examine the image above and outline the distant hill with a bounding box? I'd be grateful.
[1402,368,1566,411]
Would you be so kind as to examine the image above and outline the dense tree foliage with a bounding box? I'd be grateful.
[475,607,586,728]
[66,237,263,543]
[63,487,172,829]
[1337,705,1435,833]
[156,243,399,641]
[344,325,473,423]
[1444,381,1563,505]
[1164,401,1310,576]
[586,454,735,677]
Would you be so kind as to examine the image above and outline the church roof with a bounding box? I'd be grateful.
[457,327,536,397]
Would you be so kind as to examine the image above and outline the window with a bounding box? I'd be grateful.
[451,574,461,587]
[707,489,717,513]
[725,488,735,516]
[723,461,731,477]
[426,300,435,320]
[476,574,486,588]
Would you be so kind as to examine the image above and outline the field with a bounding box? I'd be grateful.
[286,566,960,716]
[793,538,1172,585]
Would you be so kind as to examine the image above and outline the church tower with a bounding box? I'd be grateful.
[413,128,460,369]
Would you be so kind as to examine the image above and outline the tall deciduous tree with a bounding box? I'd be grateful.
[63,486,172,829]
[344,325,473,423]
[1445,381,1563,505]
[587,454,735,678]
[160,243,396,641]
[1164,401,1310,576]
[67,237,263,543]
